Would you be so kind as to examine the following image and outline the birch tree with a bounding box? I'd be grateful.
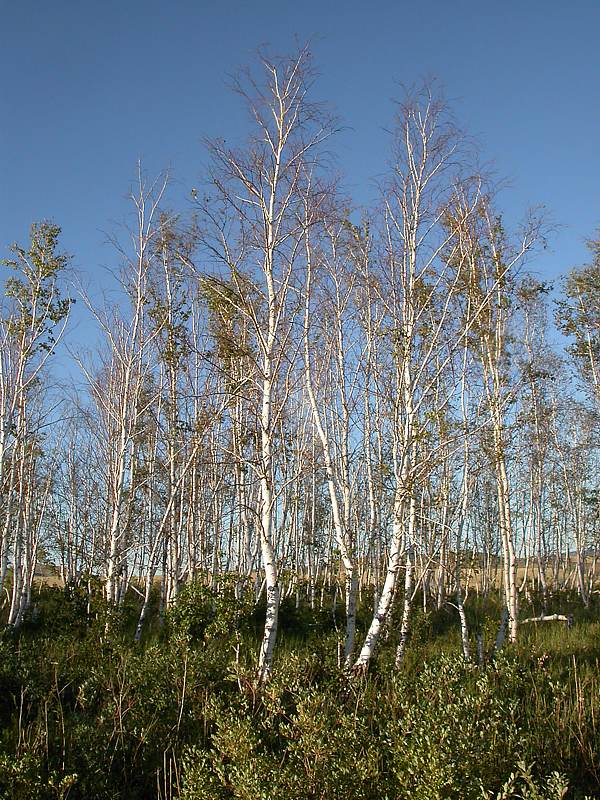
[303,203,366,666]
[194,47,336,682]
[352,88,478,672]
[458,197,542,643]
[79,172,169,607]
[0,222,72,625]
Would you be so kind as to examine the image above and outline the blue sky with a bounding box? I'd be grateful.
[1,0,599,312]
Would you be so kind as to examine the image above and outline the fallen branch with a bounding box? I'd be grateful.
[521,613,573,628]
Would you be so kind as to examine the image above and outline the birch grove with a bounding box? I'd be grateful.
[3,49,600,686]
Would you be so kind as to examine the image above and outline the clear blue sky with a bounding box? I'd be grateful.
[1,0,599,300]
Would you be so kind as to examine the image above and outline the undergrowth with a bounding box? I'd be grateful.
[0,583,598,799]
